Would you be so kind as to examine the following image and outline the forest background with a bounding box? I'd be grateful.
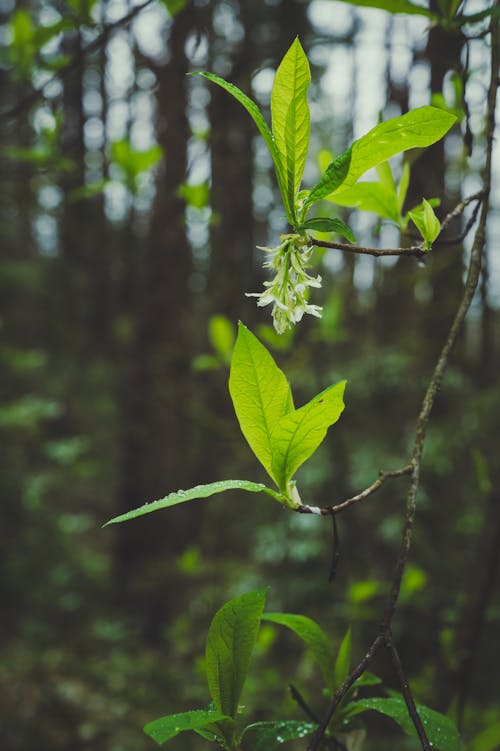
[1,0,499,749]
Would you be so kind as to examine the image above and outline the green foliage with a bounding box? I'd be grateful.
[330,159,441,236]
[325,107,456,197]
[230,323,345,496]
[111,139,163,192]
[104,480,283,526]
[468,721,500,751]
[271,37,311,222]
[241,720,316,749]
[262,612,336,689]
[408,199,442,250]
[144,710,231,745]
[329,0,436,18]
[206,589,267,720]
[353,695,461,751]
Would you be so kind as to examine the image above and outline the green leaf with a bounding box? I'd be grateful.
[209,315,235,361]
[271,37,311,219]
[299,217,356,242]
[242,720,316,750]
[408,198,441,249]
[177,180,209,209]
[328,0,436,18]
[206,589,267,718]
[469,721,500,751]
[269,380,346,491]
[193,72,294,224]
[103,480,284,526]
[305,147,352,206]
[354,696,460,751]
[397,162,410,212]
[262,613,335,689]
[144,709,232,745]
[333,107,456,196]
[329,182,400,224]
[333,628,352,690]
[229,323,293,484]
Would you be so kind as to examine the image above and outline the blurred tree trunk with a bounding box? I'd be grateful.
[113,4,196,641]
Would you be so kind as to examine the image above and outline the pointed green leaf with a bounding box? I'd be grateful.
[354,696,460,751]
[408,198,441,249]
[103,479,284,526]
[206,589,267,718]
[242,720,317,750]
[144,710,231,745]
[305,147,352,206]
[333,628,352,690]
[397,162,410,211]
[208,314,235,361]
[271,38,311,219]
[270,380,346,491]
[329,0,436,18]
[328,182,400,224]
[262,613,335,689]
[299,217,356,242]
[229,323,293,484]
[332,107,456,196]
[193,71,294,223]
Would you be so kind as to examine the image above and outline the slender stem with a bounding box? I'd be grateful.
[386,636,431,751]
[309,190,484,259]
[307,16,498,750]
[296,465,412,516]
[289,685,321,724]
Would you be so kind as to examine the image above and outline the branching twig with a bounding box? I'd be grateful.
[296,465,412,516]
[1,0,156,121]
[289,685,321,724]
[306,15,498,751]
[386,635,431,751]
[309,190,485,259]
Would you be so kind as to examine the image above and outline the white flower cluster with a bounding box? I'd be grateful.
[246,234,322,334]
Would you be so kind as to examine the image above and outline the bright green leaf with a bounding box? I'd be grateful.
[299,217,356,242]
[103,480,284,526]
[209,315,235,361]
[354,696,460,751]
[408,198,441,249]
[329,182,400,224]
[305,147,352,206]
[144,710,231,745]
[329,0,436,18]
[397,162,410,211]
[206,589,267,718]
[193,72,294,223]
[242,720,317,750]
[229,323,293,484]
[333,628,352,690]
[269,380,346,491]
[262,612,335,688]
[271,37,311,217]
[177,180,209,209]
[333,107,456,195]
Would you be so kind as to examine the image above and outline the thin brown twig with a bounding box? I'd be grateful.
[309,190,484,259]
[296,465,412,516]
[386,635,431,751]
[307,14,498,750]
[1,0,156,121]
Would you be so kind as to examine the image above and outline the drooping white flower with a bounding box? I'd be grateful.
[246,234,323,334]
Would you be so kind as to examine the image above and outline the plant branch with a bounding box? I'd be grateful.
[386,635,431,750]
[2,0,156,121]
[309,190,485,258]
[296,465,412,516]
[307,15,498,750]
